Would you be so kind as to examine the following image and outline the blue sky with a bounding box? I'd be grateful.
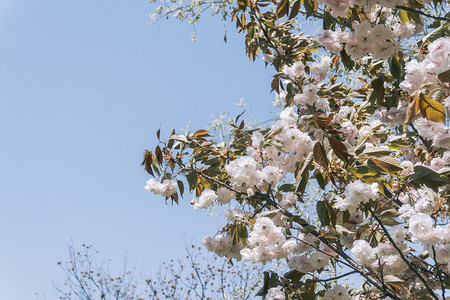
[0,0,276,298]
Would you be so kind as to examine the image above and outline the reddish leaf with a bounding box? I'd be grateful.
[155,146,163,165]
[313,141,328,170]
[326,113,334,128]
[328,136,349,164]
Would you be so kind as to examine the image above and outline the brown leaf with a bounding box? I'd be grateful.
[193,130,210,137]
[331,55,340,73]
[405,95,419,124]
[438,69,450,83]
[369,156,403,173]
[266,128,283,139]
[177,180,185,196]
[171,192,179,204]
[313,141,328,170]
[271,77,280,94]
[326,113,334,128]
[155,146,163,165]
[328,136,349,164]
[141,150,154,176]
[156,128,161,140]
[313,112,328,130]
[362,147,392,156]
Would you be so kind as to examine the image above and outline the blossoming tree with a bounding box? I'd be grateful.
[143,0,450,298]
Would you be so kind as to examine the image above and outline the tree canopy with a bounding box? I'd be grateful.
[144,0,450,299]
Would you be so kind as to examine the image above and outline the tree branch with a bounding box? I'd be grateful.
[368,206,439,300]
[396,5,449,22]
[432,246,446,300]
[259,191,406,300]
[304,270,358,284]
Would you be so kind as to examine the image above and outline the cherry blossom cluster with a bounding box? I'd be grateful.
[351,239,408,275]
[144,0,450,298]
[317,6,422,59]
[334,180,379,213]
[202,234,244,260]
[145,178,177,197]
[400,37,450,94]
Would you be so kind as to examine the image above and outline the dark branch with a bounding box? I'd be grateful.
[369,207,439,300]
[396,5,449,22]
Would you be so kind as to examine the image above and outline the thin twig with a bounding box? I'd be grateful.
[259,191,405,300]
[303,270,358,284]
[369,207,439,300]
[409,123,435,155]
[396,5,449,22]
[432,246,446,300]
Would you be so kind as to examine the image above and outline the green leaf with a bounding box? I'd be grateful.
[295,152,313,193]
[422,20,450,44]
[169,134,188,143]
[316,201,330,226]
[335,224,353,235]
[383,275,404,283]
[389,51,403,81]
[284,269,305,282]
[381,218,401,226]
[289,0,300,19]
[257,271,279,297]
[322,11,334,30]
[340,48,354,70]
[301,293,316,300]
[378,208,400,218]
[362,147,392,156]
[326,201,337,227]
[356,165,380,177]
[230,223,248,246]
[276,0,289,18]
[410,166,449,190]
[278,183,295,192]
[185,171,198,191]
[398,10,409,23]
[205,166,221,176]
[443,277,450,289]
[204,157,221,166]
[370,75,385,105]
[369,155,403,173]
[406,10,422,24]
[177,180,184,196]
[437,69,450,83]
[315,170,326,190]
[263,20,275,28]
[304,0,316,18]
[237,0,248,10]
